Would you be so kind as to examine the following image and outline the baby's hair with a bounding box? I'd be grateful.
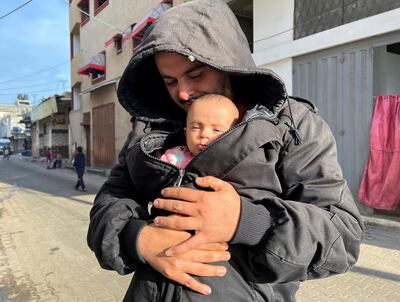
[188,94,239,126]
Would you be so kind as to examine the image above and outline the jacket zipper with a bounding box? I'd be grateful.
[173,169,185,187]
[140,130,187,187]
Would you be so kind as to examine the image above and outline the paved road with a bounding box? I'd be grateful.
[0,156,130,301]
[0,156,399,301]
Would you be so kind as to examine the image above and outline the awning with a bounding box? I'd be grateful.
[79,77,120,95]
[123,2,172,41]
[78,52,105,76]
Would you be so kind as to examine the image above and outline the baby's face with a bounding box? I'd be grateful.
[185,96,239,156]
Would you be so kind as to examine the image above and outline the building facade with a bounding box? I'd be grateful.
[69,0,174,168]
[0,98,33,153]
[253,0,400,217]
[31,93,71,159]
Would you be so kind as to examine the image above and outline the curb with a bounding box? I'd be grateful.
[362,215,400,229]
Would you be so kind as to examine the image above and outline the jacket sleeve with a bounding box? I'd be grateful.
[87,131,152,275]
[230,109,364,283]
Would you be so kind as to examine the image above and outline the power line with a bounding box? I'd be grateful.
[0,0,34,21]
[0,81,68,91]
[59,0,126,34]
[0,60,69,85]
[0,86,71,96]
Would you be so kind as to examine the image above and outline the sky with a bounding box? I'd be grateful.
[0,0,70,106]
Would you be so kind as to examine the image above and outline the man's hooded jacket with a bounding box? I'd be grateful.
[87,0,363,301]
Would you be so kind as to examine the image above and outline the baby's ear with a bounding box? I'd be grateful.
[184,127,187,136]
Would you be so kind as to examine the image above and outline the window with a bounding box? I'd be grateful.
[70,32,81,59]
[72,85,82,111]
[113,34,123,54]
[126,2,172,53]
[94,0,109,16]
[77,0,89,26]
[91,51,106,84]
[43,122,48,135]
[129,19,154,52]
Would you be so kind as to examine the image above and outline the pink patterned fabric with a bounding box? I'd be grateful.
[161,146,194,169]
[358,95,400,210]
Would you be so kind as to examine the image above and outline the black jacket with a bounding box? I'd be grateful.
[87,0,363,301]
[73,152,86,170]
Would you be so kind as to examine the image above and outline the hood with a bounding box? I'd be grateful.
[117,0,288,124]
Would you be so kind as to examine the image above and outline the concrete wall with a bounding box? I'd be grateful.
[254,0,294,93]
[254,0,294,52]
[374,45,400,96]
[76,0,160,91]
[69,109,89,163]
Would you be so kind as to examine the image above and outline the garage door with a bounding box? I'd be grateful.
[92,103,115,168]
[293,47,374,198]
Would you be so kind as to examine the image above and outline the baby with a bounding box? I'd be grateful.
[161,94,240,168]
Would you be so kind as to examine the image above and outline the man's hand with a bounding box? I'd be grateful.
[153,176,241,256]
[138,224,230,295]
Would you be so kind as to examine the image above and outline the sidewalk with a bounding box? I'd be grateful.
[25,155,111,177]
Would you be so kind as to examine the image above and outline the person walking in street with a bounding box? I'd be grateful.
[73,146,87,192]
[3,147,10,160]
[46,147,52,169]
[87,1,364,301]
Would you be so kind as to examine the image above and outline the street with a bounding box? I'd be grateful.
[1,156,400,301]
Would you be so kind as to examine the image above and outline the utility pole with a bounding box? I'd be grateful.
[60,80,67,94]
[31,93,38,105]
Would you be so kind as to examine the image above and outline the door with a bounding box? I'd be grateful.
[92,103,115,168]
[293,47,374,199]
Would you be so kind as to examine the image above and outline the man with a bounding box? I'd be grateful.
[87,0,363,301]
[73,146,87,192]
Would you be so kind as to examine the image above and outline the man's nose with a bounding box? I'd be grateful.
[178,80,192,100]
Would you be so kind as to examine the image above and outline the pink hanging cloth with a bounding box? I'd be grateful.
[358,95,400,210]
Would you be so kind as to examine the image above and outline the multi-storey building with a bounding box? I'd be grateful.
[69,0,173,168]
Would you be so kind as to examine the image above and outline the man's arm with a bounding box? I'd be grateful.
[87,131,151,274]
[153,110,364,282]
[87,131,231,294]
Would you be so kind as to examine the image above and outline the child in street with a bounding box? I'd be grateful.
[73,146,87,192]
[52,151,63,168]
[160,94,239,168]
